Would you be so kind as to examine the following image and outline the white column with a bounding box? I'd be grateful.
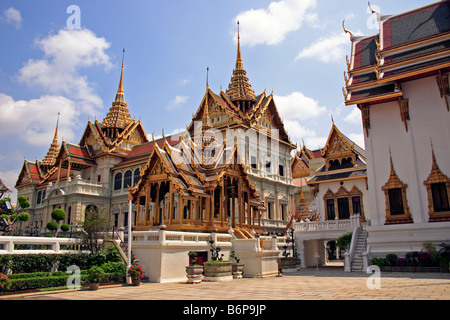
[127,199,132,284]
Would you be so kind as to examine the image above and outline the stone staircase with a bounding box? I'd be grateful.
[350,230,368,272]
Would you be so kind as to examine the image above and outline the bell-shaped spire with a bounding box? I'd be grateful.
[42,113,60,166]
[102,48,132,138]
[226,21,256,108]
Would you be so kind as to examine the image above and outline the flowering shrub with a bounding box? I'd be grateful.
[396,257,406,267]
[418,252,432,267]
[128,265,144,280]
[0,274,11,294]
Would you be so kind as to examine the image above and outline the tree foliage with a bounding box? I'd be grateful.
[79,207,111,254]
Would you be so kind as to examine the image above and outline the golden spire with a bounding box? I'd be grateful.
[204,66,210,122]
[115,48,125,102]
[226,21,256,106]
[102,48,132,135]
[236,21,243,70]
[42,112,60,166]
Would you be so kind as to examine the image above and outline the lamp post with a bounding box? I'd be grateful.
[127,198,132,284]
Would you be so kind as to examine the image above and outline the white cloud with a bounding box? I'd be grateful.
[17,28,112,115]
[166,95,189,110]
[295,33,349,63]
[348,133,365,149]
[3,7,22,29]
[0,93,79,146]
[274,91,326,120]
[304,136,327,150]
[234,0,316,47]
[283,119,315,141]
[343,107,361,124]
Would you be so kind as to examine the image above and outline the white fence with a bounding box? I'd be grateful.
[293,215,361,233]
[132,230,232,245]
[0,236,88,254]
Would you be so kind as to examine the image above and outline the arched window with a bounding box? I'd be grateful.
[114,173,122,190]
[37,191,42,204]
[133,169,141,185]
[123,170,132,189]
[85,204,98,215]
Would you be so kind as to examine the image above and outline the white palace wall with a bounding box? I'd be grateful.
[363,75,450,256]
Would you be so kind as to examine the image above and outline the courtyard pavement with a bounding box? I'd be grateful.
[2,266,450,301]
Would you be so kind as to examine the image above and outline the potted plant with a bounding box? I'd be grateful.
[203,239,232,282]
[87,266,105,290]
[230,250,244,279]
[128,263,144,286]
[186,252,204,284]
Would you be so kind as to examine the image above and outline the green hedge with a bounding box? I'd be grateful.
[4,262,126,293]
[0,253,112,274]
[8,272,125,292]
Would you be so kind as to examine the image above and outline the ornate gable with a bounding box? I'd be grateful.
[321,124,357,169]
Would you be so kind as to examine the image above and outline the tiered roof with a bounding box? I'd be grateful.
[226,22,256,104]
[344,1,450,107]
[307,124,366,185]
[130,133,264,209]
[102,49,133,136]
[41,114,60,167]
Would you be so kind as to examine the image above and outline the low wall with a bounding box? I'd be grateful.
[366,221,450,258]
[132,230,280,283]
[232,236,280,278]
[132,230,233,283]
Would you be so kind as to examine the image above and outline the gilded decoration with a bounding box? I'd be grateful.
[321,125,355,169]
[359,104,370,137]
[397,97,410,132]
[423,142,450,222]
[436,71,449,111]
[382,150,412,224]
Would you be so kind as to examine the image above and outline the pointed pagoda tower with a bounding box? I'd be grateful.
[102,48,132,139]
[226,21,256,113]
[41,113,60,169]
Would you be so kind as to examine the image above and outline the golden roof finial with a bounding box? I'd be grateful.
[54,112,60,141]
[206,66,209,89]
[116,48,125,100]
[236,20,242,68]
[342,20,354,41]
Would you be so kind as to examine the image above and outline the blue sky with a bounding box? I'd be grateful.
[0,0,434,201]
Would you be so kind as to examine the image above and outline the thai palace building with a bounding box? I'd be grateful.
[339,0,450,261]
[13,26,306,242]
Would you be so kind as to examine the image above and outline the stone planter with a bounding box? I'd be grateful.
[132,278,141,286]
[186,265,204,284]
[278,257,299,272]
[89,283,99,290]
[203,261,233,282]
[232,263,245,279]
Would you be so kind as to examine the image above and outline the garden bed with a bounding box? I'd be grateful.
[380,266,449,273]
